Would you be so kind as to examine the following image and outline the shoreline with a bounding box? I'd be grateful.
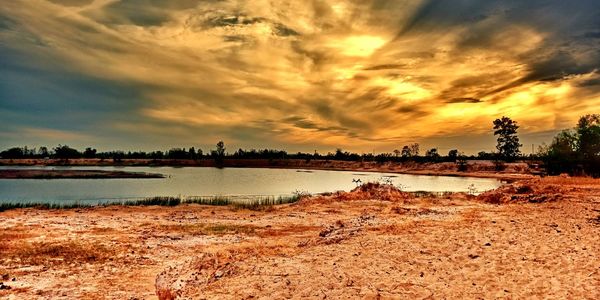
[0,158,536,181]
[0,169,164,179]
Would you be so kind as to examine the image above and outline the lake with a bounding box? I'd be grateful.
[0,166,503,204]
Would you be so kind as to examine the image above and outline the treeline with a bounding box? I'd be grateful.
[0,144,492,163]
[1,114,598,177]
[540,114,600,177]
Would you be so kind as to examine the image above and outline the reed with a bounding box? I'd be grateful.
[0,194,302,212]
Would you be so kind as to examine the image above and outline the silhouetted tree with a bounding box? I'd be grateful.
[493,116,522,161]
[410,143,420,157]
[425,148,440,161]
[543,114,600,176]
[0,147,25,159]
[83,147,97,158]
[401,146,411,158]
[400,143,420,158]
[53,145,81,159]
[214,141,226,167]
[38,146,49,157]
[112,151,125,163]
[166,148,188,159]
[577,114,600,159]
[447,149,459,162]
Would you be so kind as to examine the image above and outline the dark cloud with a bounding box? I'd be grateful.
[486,50,600,96]
[583,31,600,39]
[0,15,15,30]
[364,64,405,71]
[577,77,600,87]
[91,0,203,26]
[203,14,299,37]
[447,98,482,104]
[204,15,267,28]
[47,0,94,7]
[272,23,299,37]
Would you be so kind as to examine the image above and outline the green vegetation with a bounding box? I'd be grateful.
[0,194,302,212]
[540,114,600,177]
[493,116,522,161]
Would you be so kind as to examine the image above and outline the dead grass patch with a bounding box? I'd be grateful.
[2,240,115,265]
[303,182,412,204]
[539,176,600,186]
[477,179,564,204]
[160,223,257,236]
[257,225,320,238]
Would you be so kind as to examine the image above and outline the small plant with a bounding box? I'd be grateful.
[467,184,478,195]
[395,183,408,191]
[378,176,394,185]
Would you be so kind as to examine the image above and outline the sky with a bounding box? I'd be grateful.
[1,0,599,154]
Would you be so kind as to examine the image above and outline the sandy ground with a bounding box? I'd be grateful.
[1,177,599,299]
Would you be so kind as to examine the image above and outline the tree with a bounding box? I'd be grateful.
[400,143,420,158]
[576,114,600,159]
[425,148,440,161]
[83,147,97,158]
[401,146,411,158]
[38,146,49,157]
[410,143,420,157]
[214,141,226,167]
[493,116,522,161]
[448,149,459,162]
[543,114,600,176]
[53,145,81,159]
[188,147,197,160]
[0,147,25,159]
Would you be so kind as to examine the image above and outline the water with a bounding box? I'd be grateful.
[0,166,503,204]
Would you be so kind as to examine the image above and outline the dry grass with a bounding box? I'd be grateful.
[477,178,565,204]
[539,176,600,185]
[1,240,115,265]
[304,182,412,204]
[160,223,257,236]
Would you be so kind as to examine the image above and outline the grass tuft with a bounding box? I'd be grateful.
[0,194,302,212]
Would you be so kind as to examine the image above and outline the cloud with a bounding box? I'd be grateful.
[447,98,482,104]
[0,0,599,153]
